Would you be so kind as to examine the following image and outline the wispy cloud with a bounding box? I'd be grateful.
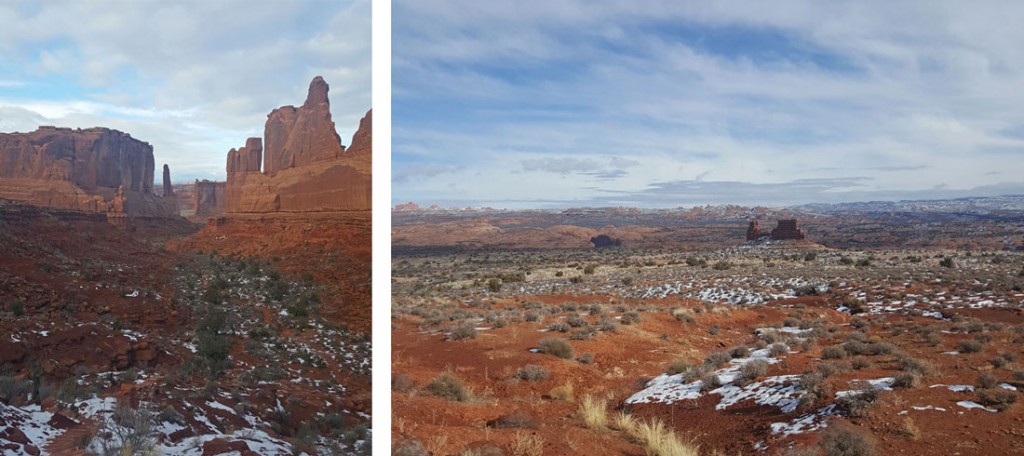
[0,0,369,181]
[394,1,1024,207]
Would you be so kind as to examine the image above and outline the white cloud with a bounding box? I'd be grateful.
[0,0,370,182]
[394,1,1024,207]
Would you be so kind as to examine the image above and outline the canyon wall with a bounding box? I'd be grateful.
[224,76,371,213]
[0,126,177,217]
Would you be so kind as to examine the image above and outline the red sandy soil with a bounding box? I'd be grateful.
[392,293,1024,455]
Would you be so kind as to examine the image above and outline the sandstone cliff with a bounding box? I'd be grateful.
[0,126,178,217]
[193,179,226,218]
[224,77,371,213]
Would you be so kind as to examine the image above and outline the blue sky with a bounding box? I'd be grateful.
[0,0,369,182]
[393,1,1024,208]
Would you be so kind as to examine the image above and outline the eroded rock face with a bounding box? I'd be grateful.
[746,219,807,241]
[162,164,173,196]
[0,127,177,217]
[193,179,226,218]
[771,219,807,240]
[263,76,346,175]
[224,76,370,213]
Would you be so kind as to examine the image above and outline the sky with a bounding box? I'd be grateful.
[393,1,1024,209]
[0,0,370,182]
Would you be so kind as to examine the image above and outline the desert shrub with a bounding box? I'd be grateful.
[816,362,849,379]
[578,394,607,429]
[485,278,502,292]
[977,372,998,389]
[850,357,871,370]
[548,382,574,401]
[958,339,984,353]
[729,346,750,359]
[610,411,637,433]
[819,422,876,456]
[976,389,1018,411]
[836,389,880,418]
[569,329,593,340]
[822,345,847,359]
[583,264,596,275]
[707,325,720,335]
[666,360,695,376]
[939,257,956,268]
[703,351,731,368]
[576,353,594,364]
[538,337,574,359]
[0,374,32,403]
[392,374,415,393]
[566,314,587,328]
[597,318,618,332]
[712,260,732,270]
[621,311,641,325]
[548,322,570,333]
[700,373,721,391]
[798,372,830,410]
[90,405,157,456]
[393,439,428,456]
[426,372,471,402]
[769,343,789,357]
[892,372,921,389]
[739,360,769,383]
[524,311,540,322]
[514,365,550,381]
[897,355,935,376]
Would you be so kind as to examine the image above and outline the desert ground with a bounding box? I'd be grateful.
[392,207,1024,456]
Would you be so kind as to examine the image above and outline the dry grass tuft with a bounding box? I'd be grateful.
[634,418,699,456]
[548,382,574,402]
[510,431,544,456]
[578,394,608,429]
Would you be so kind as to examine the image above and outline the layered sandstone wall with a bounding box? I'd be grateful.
[224,77,371,213]
[0,127,177,217]
[193,179,226,218]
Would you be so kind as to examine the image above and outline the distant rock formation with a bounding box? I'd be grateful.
[746,220,765,241]
[591,234,623,248]
[394,202,420,211]
[193,179,226,218]
[746,219,807,241]
[162,164,173,196]
[0,126,178,219]
[771,219,807,240]
[223,77,371,213]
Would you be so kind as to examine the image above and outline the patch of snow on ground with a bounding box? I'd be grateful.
[957,401,997,412]
[771,405,837,436]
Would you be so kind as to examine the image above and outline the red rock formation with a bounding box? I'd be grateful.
[771,219,807,240]
[162,164,173,196]
[263,76,346,175]
[746,219,807,241]
[224,76,370,213]
[394,202,421,211]
[746,220,766,241]
[0,126,178,217]
[193,179,226,218]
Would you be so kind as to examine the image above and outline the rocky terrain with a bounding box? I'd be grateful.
[392,204,1024,455]
[1,77,371,455]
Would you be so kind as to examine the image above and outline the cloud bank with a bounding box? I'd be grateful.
[393,1,1024,208]
[0,0,370,181]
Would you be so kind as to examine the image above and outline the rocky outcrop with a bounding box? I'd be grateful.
[394,202,420,211]
[162,164,173,196]
[0,126,178,218]
[263,76,345,175]
[771,219,807,240]
[746,221,765,241]
[193,180,226,218]
[224,77,370,213]
[590,234,622,248]
[746,219,807,241]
